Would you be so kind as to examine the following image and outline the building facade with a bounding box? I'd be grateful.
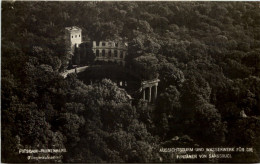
[65,26,128,66]
[92,41,128,66]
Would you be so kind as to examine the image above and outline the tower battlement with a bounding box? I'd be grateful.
[65,26,82,55]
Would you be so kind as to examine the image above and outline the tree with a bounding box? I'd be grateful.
[193,99,227,144]
[155,86,181,127]
[242,50,260,77]
[158,62,185,89]
[62,78,161,162]
[132,53,159,80]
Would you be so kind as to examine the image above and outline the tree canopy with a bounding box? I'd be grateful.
[2,1,260,163]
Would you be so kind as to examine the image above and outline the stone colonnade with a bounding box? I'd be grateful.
[141,79,160,103]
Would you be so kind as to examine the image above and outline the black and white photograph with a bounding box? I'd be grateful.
[1,1,260,163]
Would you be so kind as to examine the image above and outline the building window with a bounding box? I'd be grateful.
[115,43,118,47]
[120,52,123,58]
[102,50,105,57]
[72,36,73,38]
[97,41,100,46]
[79,35,80,37]
[96,50,99,57]
[108,50,112,57]
[114,50,118,57]
[102,42,106,46]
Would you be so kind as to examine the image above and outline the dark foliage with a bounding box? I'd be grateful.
[1,1,260,163]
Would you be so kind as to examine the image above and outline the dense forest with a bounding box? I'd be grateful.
[2,1,260,163]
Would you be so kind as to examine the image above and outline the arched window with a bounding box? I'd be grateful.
[102,50,105,57]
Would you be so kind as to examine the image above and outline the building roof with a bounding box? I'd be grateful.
[65,26,82,31]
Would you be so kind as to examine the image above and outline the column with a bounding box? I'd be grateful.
[143,88,146,100]
[97,49,100,57]
[112,50,114,58]
[148,86,152,102]
[154,85,158,100]
[105,49,108,58]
